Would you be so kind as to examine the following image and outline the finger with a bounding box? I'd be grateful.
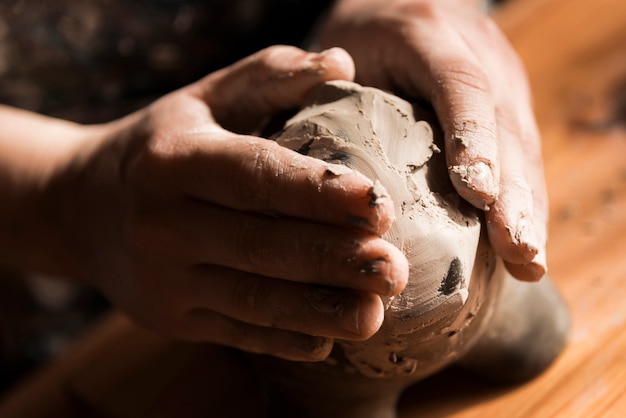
[384,21,500,210]
[480,38,548,281]
[485,107,546,281]
[181,308,334,362]
[504,256,547,282]
[184,265,385,341]
[487,109,548,281]
[153,129,397,235]
[136,198,408,296]
[189,45,355,133]
[517,85,549,281]
[485,150,537,264]
[401,16,547,280]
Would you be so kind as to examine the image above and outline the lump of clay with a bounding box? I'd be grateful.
[253,81,569,418]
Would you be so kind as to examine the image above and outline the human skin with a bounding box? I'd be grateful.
[315,0,548,281]
[0,0,548,362]
[0,47,409,361]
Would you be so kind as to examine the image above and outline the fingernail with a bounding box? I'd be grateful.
[359,258,395,295]
[342,180,394,234]
[346,214,375,231]
[305,49,337,75]
[365,181,395,234]
[359,258,388,276]
[504,251,547,282]
[368,180,390,208]
[306,287,361,335]
[529,247,548,278]
[449,161,498,209]
[291,334,333,360]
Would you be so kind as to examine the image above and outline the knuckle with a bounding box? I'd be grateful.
[257,44,301,63]
[248,147,278,206]
[439,62,491,96]
[250,45,301,84]
[236,142,288,210]
[233,216,272,271]
[311,238,334,282]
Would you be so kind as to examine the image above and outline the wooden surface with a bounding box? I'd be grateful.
[2,0,626,416]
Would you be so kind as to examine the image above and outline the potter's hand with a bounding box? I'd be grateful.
[314,0,548,281]
[25,46,408,361]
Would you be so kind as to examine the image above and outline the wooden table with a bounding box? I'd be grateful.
[2,0,626,416]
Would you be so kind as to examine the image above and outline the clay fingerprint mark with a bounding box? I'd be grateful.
[438,258,463,296]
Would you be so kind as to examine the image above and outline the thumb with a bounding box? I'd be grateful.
[188,46,355,133]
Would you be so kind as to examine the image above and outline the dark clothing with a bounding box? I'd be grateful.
[0,0,332,122]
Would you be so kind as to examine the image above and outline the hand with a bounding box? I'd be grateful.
[314,0,548,281]
[46,46,409,361]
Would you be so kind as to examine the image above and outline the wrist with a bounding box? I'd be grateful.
[0,107,108,279]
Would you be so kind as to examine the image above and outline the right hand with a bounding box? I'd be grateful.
[314,0,549,281]
[52,46,409,361]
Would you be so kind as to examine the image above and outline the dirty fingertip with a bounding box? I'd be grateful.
[345,180,396,235]
[388,246,410,296]
[504,255,547,282]
[488,220,540,265]
[486,185,542,265]
[290,335,334,362]
[449,161,499,210]
[356,293,385,340]
[312,47,355,81]
[368,181,396,234]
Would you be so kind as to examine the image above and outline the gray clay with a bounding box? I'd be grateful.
[251,81,569,418]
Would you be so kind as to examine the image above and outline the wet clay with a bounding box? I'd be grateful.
[251,81,569,418]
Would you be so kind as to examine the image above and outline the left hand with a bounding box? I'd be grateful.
[313,0,548,281]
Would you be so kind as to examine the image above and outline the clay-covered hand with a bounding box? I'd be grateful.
[44,46,409,361]
[314,0,548,281]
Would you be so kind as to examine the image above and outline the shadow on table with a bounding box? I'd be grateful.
[398,366,520,417]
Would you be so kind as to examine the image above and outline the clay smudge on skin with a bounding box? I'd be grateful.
[452,120,480,149]
[359,257,387,276]
[324,162,353,177]
[368,180,389,208]
[306,286,361,335]
[504,219,539,261]
[449,161,498,210]
[359,258,395,295]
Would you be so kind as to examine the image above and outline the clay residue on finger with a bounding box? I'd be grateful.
[448,119,499,209]
[449,161,498,210]
[323,162,354,176]
[505,218,538,257]
[451,120,481,150]
[344,180,395,233]
[368,180,389,207]
[490,179,542,265]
